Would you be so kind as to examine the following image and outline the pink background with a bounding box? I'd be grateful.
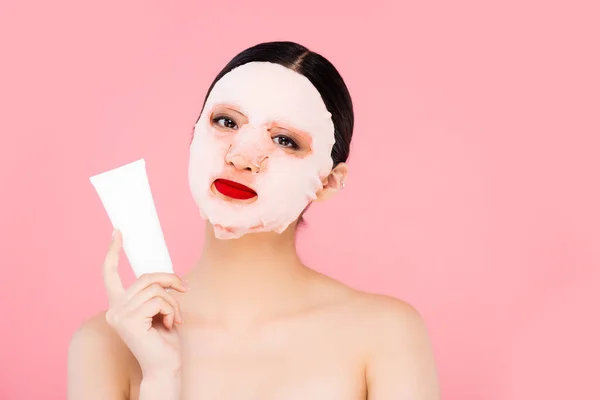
[1,0,599,399]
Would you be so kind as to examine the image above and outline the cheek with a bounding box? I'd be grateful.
[257,154,322,191]
[189,128,231,177]
[198,125,232,154]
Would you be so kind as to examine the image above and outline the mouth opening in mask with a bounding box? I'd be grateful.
[212,178,258,201]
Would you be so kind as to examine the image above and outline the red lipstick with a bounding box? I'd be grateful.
[213,179,257,200]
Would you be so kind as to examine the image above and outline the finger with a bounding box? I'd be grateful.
[124,272,188,301]
[122,283,183,324]
[162,312,175,330]
[134,297,175,330]
[102,229,125,302]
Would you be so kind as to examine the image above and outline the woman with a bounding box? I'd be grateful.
[68,41,440,400]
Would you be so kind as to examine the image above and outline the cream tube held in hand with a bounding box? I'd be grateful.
[89,158,173,278]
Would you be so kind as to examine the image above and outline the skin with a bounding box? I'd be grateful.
[68,95,440,399]
[68,196,440,399]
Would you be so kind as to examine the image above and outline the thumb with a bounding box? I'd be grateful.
[103,229,125,303]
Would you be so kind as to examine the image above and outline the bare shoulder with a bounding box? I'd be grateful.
[349,291,440,399]
[351,290,429,332]
[69,310,134,363]
[70,310,118,342]
[314,276,440,399]
[313,272,429,330]
[67,311,138,399]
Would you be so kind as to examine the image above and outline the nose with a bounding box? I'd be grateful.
[225,152,268,173]
[224,124,270,173]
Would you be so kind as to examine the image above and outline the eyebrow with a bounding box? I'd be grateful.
[211,104,246,117]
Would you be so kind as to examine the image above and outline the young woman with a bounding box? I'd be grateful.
[68,41,440,400]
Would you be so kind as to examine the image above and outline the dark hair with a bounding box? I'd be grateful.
[196,41,354,226]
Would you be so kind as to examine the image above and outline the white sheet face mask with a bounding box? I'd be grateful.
[188,61,335,239]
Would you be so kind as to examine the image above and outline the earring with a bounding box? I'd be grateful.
[341,181,346,189]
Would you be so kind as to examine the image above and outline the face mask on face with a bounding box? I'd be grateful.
[188,61,336,239]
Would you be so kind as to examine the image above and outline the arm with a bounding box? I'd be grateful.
[67,313,130,400]
[67,312,183,400]
[138,374,182,400]
[69,232,186,400]
[366,299,441,400]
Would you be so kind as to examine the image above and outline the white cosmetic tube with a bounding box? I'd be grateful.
[89,158,173,278]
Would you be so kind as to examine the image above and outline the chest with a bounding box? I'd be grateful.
[132,320,366,400]
[180,351,364,400]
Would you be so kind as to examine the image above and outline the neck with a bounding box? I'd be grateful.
[185,221,310,326]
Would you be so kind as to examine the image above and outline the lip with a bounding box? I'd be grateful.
[213,179,257,200]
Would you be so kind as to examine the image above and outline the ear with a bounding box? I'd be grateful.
[315,162,348,202]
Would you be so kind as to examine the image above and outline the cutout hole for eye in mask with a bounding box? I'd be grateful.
[209,104,313,157]
[267,125,312,156]
[210,105,247,131]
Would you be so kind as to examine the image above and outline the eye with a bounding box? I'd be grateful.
[212,116,238,130]
[272,135,299,149]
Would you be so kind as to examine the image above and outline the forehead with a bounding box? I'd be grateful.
[204,62,334,139]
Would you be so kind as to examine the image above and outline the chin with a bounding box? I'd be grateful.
[212,224,244,240]
[212,220,292,240]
